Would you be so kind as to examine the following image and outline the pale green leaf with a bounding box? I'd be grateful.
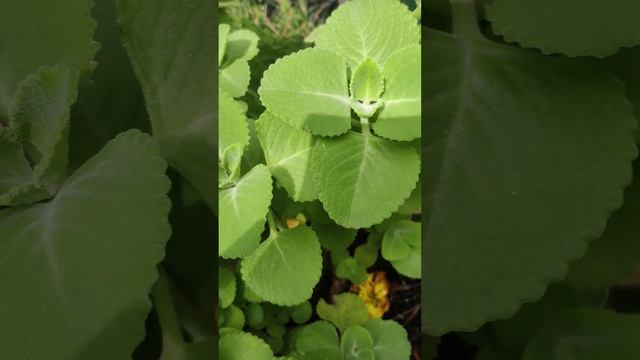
[314,0,420,67]
[487,0,640,57]
[219,331,274,360]
[336,257,368,284]
[0,0,97,119]
[219,90,249,158]
[312,132,420,228]
[362,320,411,360]
[225,29,260,64]
[219,267,236,308]
[241,226,323,306]
[219,164,272,258]
[350,59,384,104]
[0,130,171,360]
[259,48,351,137]
[220,59,251,98]
[373,45,421,141]
[219,24,231,66]
[118,0,216,208]
[296,321,342,359]
[423,29,637,335]
[313,223,357,252]
[382,220,420,278]
[317,293,369,334]
[256,112,317,202]
[341,325,374,360]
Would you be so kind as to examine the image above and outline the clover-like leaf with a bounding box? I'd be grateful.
[341,325,374,360]
[317,293,369,334]
[219,330,274,360]
[382,220,421,279]
[256,112,317,202]
[487,0,640,58]
[219,164,272,258]
[241,226,323,306]
[1,66,80,206]
[0,130,171,360]
[259,48,351,137]
[312,131,420,228]
[296,321,342,359]
[523,308,640,360]
[350,59,384,104]
[373,45,421,141]
[118,0,216,208]
[362,319,412,360]
[423,29,637,335]
[336,257,369,284]
[0,0,97,119]
[314,0,420,67]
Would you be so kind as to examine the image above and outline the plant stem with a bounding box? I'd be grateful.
[449,0,481,40]
[152,267,184,359]
[360,117,371,136]
[267,209,279,236]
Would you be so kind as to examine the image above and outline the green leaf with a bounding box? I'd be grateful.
[219,267,237,308]
[313,222,357,252]
[373,45,421,141]
[220,59,251,98]
[336,257,369,284]
[423,29,637,335]
[222,305,246,329]
[0,0,97,119]
[241,226,323,306]
[317,293,369,334]
[1,65,80,206]
[256,112,317,202]
[314,0,420,67]
[219,331,274,360]
[225,29,260,65]
[354,241,379,269]
[362,319,412,360]
[258,48,351,137]
[382,220,420,279]
[296,321,342,359]
[566,160,640,290]
[522,308,640,360]
[118,0,216,208]
[606,46,640,140]
[341,325,374,360]
[312,132,420,228]
[487,0,640,57]
[219,90,249,159]
[219,164,272,258]
[0,130,171,360]
[219,24,231,66]
[290,301,313,325]
[350,59,384,104]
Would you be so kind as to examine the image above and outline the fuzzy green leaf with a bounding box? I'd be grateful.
[350,59,384,104]
[0,130,171,360]
[256,112,317,201]
[219,331,274,360]
[341,325,374,360]
[241,226,323,306]
[219,267,237,309]
[373,45,421,141]
[219,90,249,159]
[220,60,251,98]
[296,321,342,359]
[259,48,351,137]
[317,293,369,334]
[363,320,412,360]
[314,0,420,67]
[312,132,420,228]
[219,24,230,66]
[382,220,420,278]
[224,29,260,65]
[219,164,272,258]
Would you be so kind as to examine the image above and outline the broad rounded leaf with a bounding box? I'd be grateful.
[219,164,272,258]
[118,0,216,207]
[259,48,351,137]
[523,308,640,360]
[219,331,273,360]
[487,0,640,57]
[312,131,420,228]
[297,321,341,357]
[0,0,97,118]
[373,45,421,141]
[0,130,171,360]
[423,29,637,335]
[362,319,411,360]
[256,112,317,201]
[225,29,260,64]
[382,220,421,279]
[341,325,374,360]
[220,60,251,98]
[241,226,323,306]
[317,293,369,334]
[315,0,420,67]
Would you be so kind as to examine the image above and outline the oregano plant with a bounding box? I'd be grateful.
[218,0,421,358]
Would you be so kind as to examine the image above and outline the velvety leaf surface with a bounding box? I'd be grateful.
[487,0,640,57]
[314,0,420,67]
[382,220,421,279]
[296,321,342,359]
[0,130,171,360]
[312,131,420,228]
[219,331,273,360]
[241,226,323,306]
[363,319,412,360]
[423,29,637,335]
[117,0,216,207]
[522,308,640,360]
[317,293,369,334]
[0,0,97,119]
[219,164,272,258]
[256,112,317,202]
[350,59,384,104]
[373,45,421,141]
[219,91,249,157]
[258,48,351,137]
